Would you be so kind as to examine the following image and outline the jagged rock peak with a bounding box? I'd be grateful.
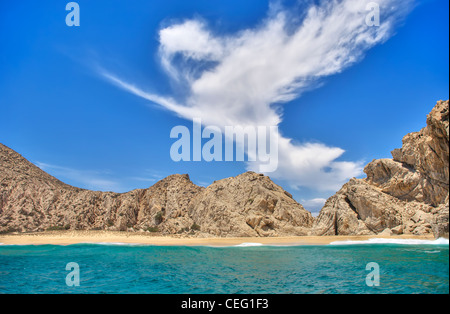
[312,100,449,239]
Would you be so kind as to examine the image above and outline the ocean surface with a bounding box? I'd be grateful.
[0,239,448,294]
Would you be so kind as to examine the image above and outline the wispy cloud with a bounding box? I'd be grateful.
[301,198,328,215]
[35,162,124,192]
[35,163,176,192]
[128,177,158,183]
[99,0,413,192]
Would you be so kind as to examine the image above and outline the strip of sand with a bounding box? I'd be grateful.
[0,231,438,246]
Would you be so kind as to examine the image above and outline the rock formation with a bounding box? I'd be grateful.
[1,100,448,238]
[188,172,313,237]
[312,100,449,238]
[0,143,312,236]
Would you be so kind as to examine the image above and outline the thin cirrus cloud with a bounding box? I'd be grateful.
[100,0,413,192]
[36,162,167,192]
[35,162,122,192]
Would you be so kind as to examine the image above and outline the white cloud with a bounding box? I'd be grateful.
[128,177,158,183]
[35,162,123,192]
[248,138,364,191]
[301,198,328,215]
[100,0,413,192]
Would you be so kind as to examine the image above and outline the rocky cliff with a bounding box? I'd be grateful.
[0,144,312,236]
[312,100,449,238]
[1,100,448,238]
[188,172,313,237]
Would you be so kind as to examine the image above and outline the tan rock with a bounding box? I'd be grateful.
[0,144,312,237]
[1,100,448,239]
[391,100,448,206]
[189,172,313,237]
[391,225,403,235]
[310,189,374,236]
[432,201,449,238]
[313,100,449,238]
[379,228,393,237]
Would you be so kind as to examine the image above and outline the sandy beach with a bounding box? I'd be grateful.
[0,231,438,246]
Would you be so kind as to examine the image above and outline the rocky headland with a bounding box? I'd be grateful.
[0,146,313,237]
[312,100,449,238]
[0,100,448,238]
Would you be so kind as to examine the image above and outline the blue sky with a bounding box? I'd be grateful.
[0,0,448,214]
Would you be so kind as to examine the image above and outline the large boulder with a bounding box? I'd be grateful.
[312,100,449,238]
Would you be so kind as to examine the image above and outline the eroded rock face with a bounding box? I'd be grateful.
[0,144,312,237]
[432,201,449,239]
[0,151,203,234]
[312,100,449,238]
[1,100,448,239]
[189,172,313,237]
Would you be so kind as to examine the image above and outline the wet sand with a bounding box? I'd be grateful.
[0,231,437,246]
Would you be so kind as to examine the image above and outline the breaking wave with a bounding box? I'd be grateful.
[233,243,265,247]
[329,238,449,246]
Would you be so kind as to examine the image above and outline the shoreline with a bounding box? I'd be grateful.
[0,231,440,246]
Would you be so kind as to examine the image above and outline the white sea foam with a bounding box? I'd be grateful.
[80,242,148,246]
[329,238,449,246]
[234,243,265,247]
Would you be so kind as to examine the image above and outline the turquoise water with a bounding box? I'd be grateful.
[0,243,448,294]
